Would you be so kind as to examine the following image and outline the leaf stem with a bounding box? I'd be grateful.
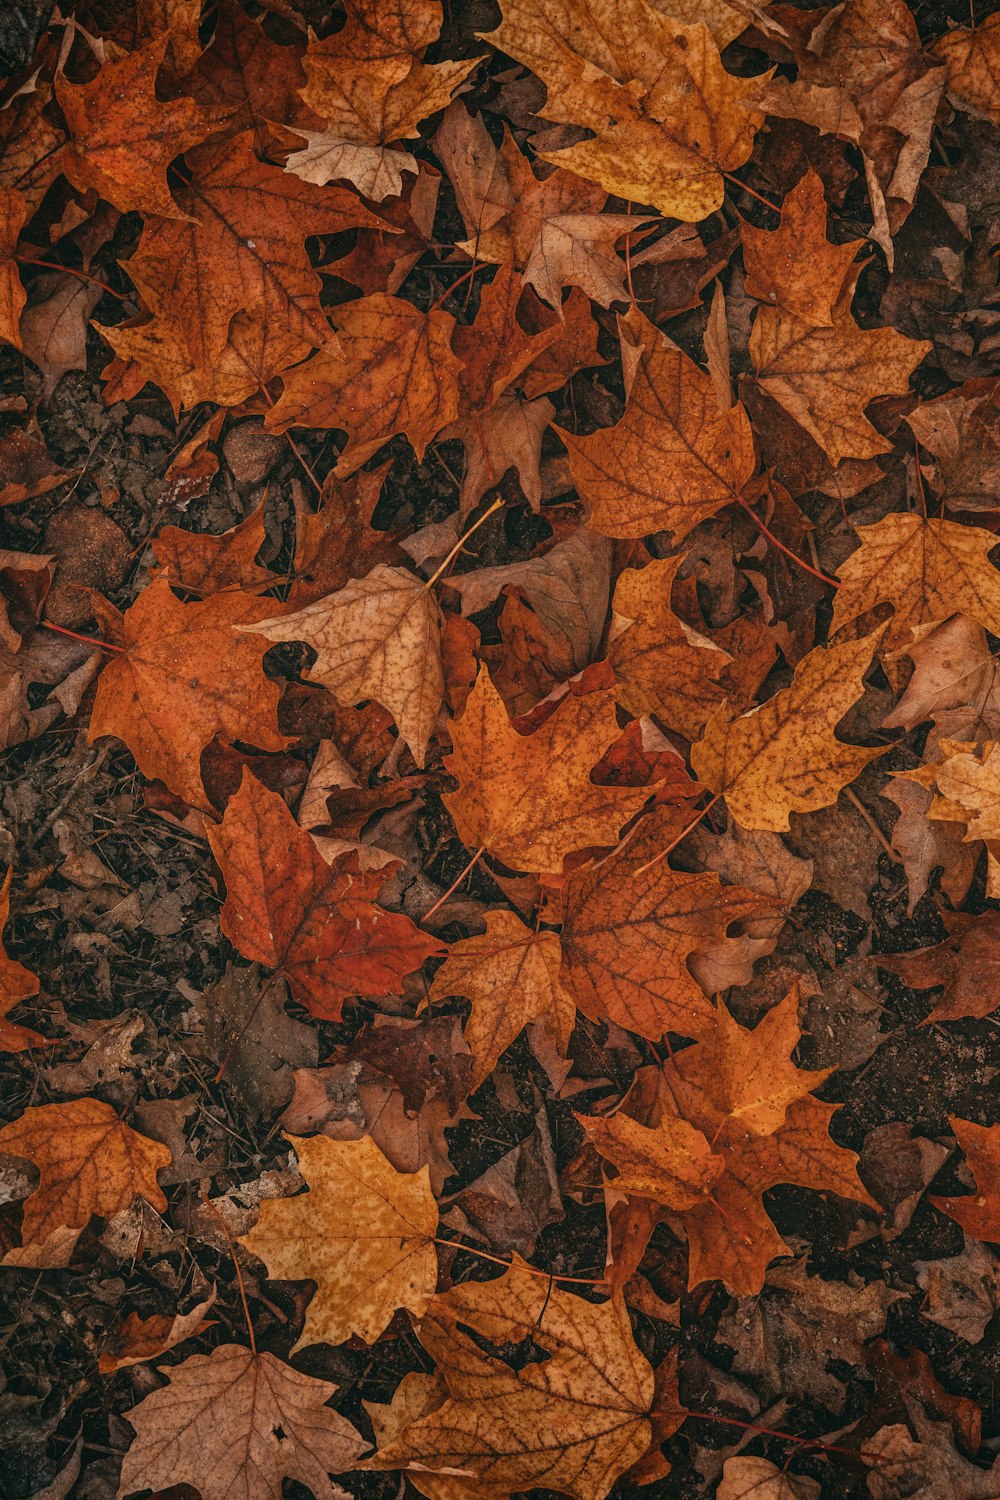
[423,498,503,590]
[736,494,840,589]
[423,846,486,921]
[199,1187,257,1356]
[683,1409,876,1463]
[722,171,780,214]
[633,793,722,877]
[431,261,487,312]
[39,620,125,654]
[15,257,126,301]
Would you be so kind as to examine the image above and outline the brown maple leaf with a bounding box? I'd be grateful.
[207,772,441,1020]
[118,1345,366,1500]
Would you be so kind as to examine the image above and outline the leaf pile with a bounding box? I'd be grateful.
[3,2,1000,1499]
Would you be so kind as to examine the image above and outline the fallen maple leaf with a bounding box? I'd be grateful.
[150,500,276,596]
[57,37,227,218]
[746,174,931,463]
[240,1133,438,1347]
[245,564,443,766]
[479,5,765,220]
[741,168,862,328]
[0,1097,170,1246]
[584,989,874,1292]
[368,1262,656,1500]
[88,577,288,812]
[833,513,1000,653]
[207,772,441,1020]
[265,294,462,475]
[560,806,771,1041]
[117,1344,366,1500]
[443,666,649,875]
[878,911,1000,1025]
[0,868,45,1052]
[428,908,575,1087]
[185,0,312,155]
[691,631,886,832]
[563,306,756,542]
[103,132,381,401]
[99,1290,216,1373]
[931,1117,1000,1243]
[289,0,479,199]
[718,1458,820,1500]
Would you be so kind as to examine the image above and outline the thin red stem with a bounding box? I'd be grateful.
[424,846,486,921]
[736,495,840,589]
[15,258,125,301]
[199,1188,257,1356]
[39,620,124,654]
[683,1410,876,1464]
[722,172,780,214]
[431,262,487,312]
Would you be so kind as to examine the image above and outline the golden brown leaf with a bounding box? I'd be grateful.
[57,38,227,218]
[741,169,861,327]
[88,577,287,813]
[208,772,441,1020]
[99,1291,216,1374]
[479,4,765,221]
[0,1097,169,1246]
[560,806,771,1041]
[691,631,886,831]
[931,13,1000,124]
[246,565,443,766]
[833,513,1000,653]
[443,667,649,875]
[369,1264,655,1500]
[580,1109,724,1211]
[118,1345,365,1500]
[563,306,756,541]
[428,909,575,1087]
[240,1133,438,1347]
[266,294,462,474]
[0,189,25,351]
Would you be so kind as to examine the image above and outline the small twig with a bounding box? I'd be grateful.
[842,785,896,862]
[423,846,486,921]
[422,498,503,591]
[15,257,126,300]
[633,794,723,877]
[198,1187,257,1356]
[736,494,840,588]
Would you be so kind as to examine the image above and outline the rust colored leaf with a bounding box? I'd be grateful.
[266,294,462,474]
[0,1097,170,1246]
[561,806,772,1042]
[0,189,25,350]
[240,1133,438,1347]
[931,1117,1000,1244]
[428,908,575,1087]
[99,1291,216,1373]
[88,577,287,812]
[207,772,441,1020]
[443,666,649,875]
[879,912,1000,1025]
[57,37,227,218]
[563,306,756,542]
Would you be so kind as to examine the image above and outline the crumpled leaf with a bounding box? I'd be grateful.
[207,772,441,1021]
[117,1344,365,1500]
[563,305,756,542]
[443,667,649,874]
[99,1290,217,1374]
[877,911,1000,1025]
[428,909,575,1087]
[368,1264,656,1500]
[88,577,288,813]
[240,1133,438,1347]
[479,4,766,220]
[691,631,885,832]
[245,564,444,766]
[0,1097,170,1247]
